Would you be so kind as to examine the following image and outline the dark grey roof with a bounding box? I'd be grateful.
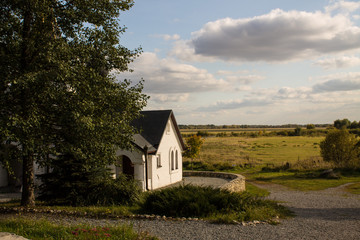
[132,110,185,153]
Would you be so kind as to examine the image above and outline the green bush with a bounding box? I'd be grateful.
[320,129,360,168]
[140,185,291,222]
[38,173,141,206]
[85,174,141,206]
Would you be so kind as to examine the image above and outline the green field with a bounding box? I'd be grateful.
[182,134,360,191]
[194,136,324,167]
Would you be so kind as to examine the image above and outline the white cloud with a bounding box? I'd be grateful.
[118,52,262,99]
[158,34,181,41]
[216,70,250,75]
[118,52,230,95]
[325,1,360,15]
[225,75,264,84]
[196,72,360,114]
[314,56,360,69]
[312,72,360,92]
[275,87,312,99]
[150,93,189,103]
[174,9,360,62]
[215,70,264,84]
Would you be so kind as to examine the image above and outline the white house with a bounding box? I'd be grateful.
[0,110,185,191]
[111,110,185,191]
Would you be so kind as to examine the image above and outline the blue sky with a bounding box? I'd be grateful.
[118,0,360,125]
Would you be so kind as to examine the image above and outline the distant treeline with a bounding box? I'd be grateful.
[179,124,331,130]
[182,128,328,138]
[179,118,360,130]
[180,119,360,138]
[182,128,360,138]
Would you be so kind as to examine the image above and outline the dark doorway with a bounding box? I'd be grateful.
[122,156,134,179]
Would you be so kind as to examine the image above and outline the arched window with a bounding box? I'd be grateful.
[171,150,174,170]
[175,150,178,169]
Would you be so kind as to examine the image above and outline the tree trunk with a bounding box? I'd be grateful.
[20,5,35,207]
[21,152,35,207]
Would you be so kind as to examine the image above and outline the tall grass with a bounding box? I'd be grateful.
[183,136,324,171]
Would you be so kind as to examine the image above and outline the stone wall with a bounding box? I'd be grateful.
[183,171,246,192]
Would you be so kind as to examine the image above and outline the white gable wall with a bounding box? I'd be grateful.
[150,118,182,189]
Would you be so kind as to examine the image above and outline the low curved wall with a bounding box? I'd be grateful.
[183,171,246,192]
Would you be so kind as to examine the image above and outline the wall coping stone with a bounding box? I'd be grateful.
[183,171,246,192]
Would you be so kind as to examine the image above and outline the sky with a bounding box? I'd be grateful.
[117,0,360,125]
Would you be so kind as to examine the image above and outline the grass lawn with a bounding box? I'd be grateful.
[0,217,157,240]
[247,170,360,191]
[344,182,360,194]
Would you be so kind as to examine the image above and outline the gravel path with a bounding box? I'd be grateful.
[121,182,360,240]
[1,179,360,240]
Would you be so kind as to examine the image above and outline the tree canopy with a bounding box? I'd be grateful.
[183,135,204,161]
[1,0,147,206]
[320,129,359,168]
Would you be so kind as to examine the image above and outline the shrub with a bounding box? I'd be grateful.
[320,129,360,168]
[140,185,291,222]
[38,173,141,206]
[85,174,142,206]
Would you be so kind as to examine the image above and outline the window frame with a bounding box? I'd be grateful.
[156,154,162,168]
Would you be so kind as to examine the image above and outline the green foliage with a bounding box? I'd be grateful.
[1,0,147,206]
[38,164,141,206]
[320,129,360,168]
[0,218,156,240]
[306,124,315,129]
[140,185,291,222]
[196,130,209,137]
[183,135,204,160]
[294,127,303,136]
[334,119,351,129]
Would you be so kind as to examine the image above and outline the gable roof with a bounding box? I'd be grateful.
[132,110,185,154]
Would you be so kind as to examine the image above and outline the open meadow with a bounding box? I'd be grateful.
[182,130,360,191]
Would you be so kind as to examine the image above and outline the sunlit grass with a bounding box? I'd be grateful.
[187,136,324,168]
[0,217,157,240]
[182,135,360,191]
[344,182,360,195]
[246,169,360,191]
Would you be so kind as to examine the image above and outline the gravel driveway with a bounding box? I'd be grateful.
[122,182,360,240]
[1,179,360,240]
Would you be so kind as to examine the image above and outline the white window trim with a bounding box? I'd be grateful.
[169,147,179,173]
[156,154,162,168]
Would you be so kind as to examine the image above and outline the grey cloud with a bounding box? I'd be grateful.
[197,99,270,112]
[314,56,360,69]
[313,79,360,92]
[188,9,360,62]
